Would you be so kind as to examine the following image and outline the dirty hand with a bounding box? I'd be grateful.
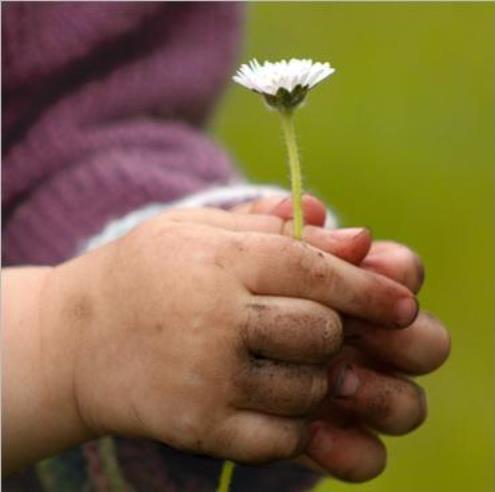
[45,205,418,465]
[235,195,450,481]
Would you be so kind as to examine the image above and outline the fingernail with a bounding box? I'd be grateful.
[395,297,419,327]
[330,228,367,240]
[332,364,360,398]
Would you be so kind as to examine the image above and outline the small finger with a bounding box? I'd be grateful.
[305,421,386,483]
[213,411,310,464]
[165,207,372,264]
[327,364,427,435]
[235,358,328,417]
[361,241,425,293]
[237,233,419,329]
[243,296,343,364]
[164,208,371,264]
[345,311,451,375]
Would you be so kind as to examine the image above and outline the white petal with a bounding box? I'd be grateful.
[233,58,335,97]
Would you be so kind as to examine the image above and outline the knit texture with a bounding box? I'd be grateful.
[2,1,242,265]
[2,3,322,491]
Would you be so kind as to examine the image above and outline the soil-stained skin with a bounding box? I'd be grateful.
[242,300,342,364]
[337,368,427,435]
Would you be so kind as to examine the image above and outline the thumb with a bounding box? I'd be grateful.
[232,194,371,265]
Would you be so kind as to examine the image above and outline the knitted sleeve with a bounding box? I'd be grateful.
[2,2,244,266]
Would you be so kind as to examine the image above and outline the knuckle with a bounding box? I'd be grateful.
[305,250,329,282]
[275,235,310,268]
[244,421,307,464]
[259,233,293,253]
[320,310,343,357]
[223,234,247,255]
[307,370,329,409]
[275,421,309,460]
[217,234,252,268]
[279,236,306,263]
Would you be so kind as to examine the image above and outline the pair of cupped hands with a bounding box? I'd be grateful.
[63,193,450,483]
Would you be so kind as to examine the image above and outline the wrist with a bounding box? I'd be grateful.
[39,256,103,443]
[2,265,96,474]
[51,239,143,439]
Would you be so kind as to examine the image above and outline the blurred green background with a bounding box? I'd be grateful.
[213,2,494,492]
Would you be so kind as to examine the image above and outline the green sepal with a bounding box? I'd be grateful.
[263,85,308,110]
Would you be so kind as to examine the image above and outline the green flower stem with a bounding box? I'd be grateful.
[217,460,235,492]
[279,109,304,240]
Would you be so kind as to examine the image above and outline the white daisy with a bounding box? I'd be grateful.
[233,58,335,110]
[231,57,336,241]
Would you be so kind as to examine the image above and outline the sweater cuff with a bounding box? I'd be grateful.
[83,184,339,252]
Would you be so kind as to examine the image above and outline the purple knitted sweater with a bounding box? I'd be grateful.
[2,2,320,491]
[2,1,241,266]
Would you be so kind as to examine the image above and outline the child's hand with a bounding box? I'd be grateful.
[241,195,450,481]
[47,207,418,465]
[305,240,450,482]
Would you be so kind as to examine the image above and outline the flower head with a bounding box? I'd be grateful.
[233,58,335,110]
